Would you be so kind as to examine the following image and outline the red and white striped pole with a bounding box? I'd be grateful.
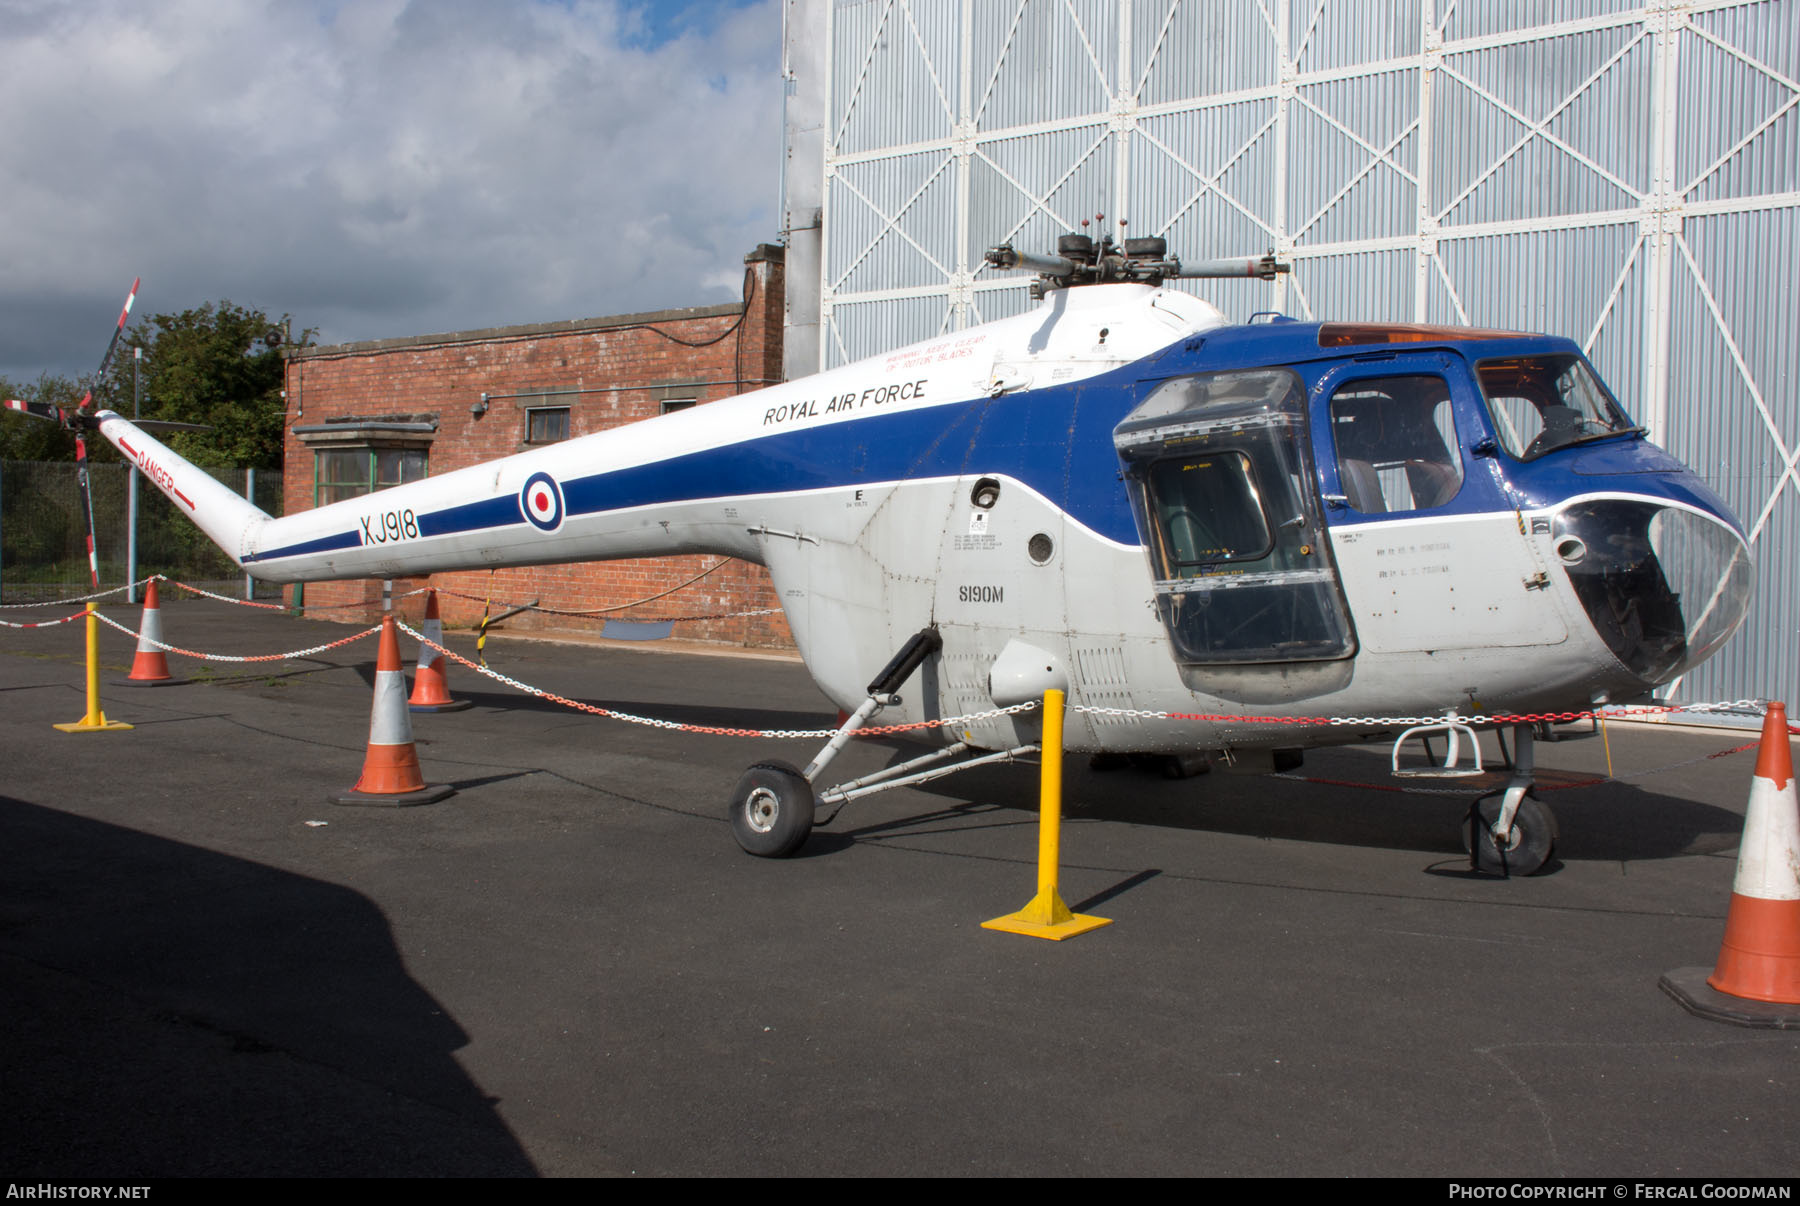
[1662,702,1800,1026]
[334,614,453,807]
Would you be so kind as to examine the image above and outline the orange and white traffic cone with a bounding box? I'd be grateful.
[119,578,178,686]
[1661,702,1800,1027]
[334,614,454,807]
[409,589,471,712]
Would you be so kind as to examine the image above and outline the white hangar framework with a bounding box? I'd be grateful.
[780,0,1799,713]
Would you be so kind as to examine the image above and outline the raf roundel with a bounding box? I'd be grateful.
[520,472,565,532]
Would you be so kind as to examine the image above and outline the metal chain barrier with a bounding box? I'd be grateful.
[437,556,735,616]
[91,610,383,663]
[1273,737,1765,798]
[0,608,92,629]
[19,588,1788,761]
[158,577,289,609]
[3,573,766,624]
[397,619,1036,739]
[0,577,157,607]
[0,574,418,614]
[162,577,434,612]
[431,586,781,625]
[1067,699,1772,728]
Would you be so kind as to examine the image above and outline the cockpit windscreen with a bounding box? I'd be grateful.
[1476,354,1640,460]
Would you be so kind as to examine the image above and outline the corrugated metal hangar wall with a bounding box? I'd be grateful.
[781,0,1798,713]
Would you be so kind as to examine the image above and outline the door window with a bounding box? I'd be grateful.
[1328,375,1463,514]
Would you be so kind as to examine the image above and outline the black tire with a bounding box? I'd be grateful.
[1462,793,1558,876]
[729,761,815,858]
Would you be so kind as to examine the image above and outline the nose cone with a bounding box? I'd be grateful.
[1552,499,1753,689]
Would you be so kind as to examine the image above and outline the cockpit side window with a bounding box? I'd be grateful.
[1328,375,1463,514]
[1476,354,1637,460]
[1114,369,1356,665]
[1144,452,1272,576]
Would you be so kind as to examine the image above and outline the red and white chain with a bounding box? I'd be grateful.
[1066,700,1770,727]
[0,577,157,608]
[0,609,91,629]
[91,610,383,663]
[397,619,1036,739]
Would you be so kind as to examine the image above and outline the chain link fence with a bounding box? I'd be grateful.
[0,460,283,603]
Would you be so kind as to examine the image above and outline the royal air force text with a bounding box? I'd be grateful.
[763,379,927,427]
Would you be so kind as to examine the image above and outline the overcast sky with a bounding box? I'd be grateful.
[0,0,783,386]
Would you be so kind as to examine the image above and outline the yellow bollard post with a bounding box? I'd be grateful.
[55,603,133,733]
[982,688,1111,940]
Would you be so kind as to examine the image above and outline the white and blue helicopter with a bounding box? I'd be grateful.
[25,234,1755,873]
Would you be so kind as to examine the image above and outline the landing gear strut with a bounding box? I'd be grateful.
[726,625,1045,859]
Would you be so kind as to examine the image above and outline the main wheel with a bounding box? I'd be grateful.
[1462,793,1558,876]
[728,760,815,858]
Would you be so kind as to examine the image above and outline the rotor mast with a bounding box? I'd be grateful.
[985,217,1290,300]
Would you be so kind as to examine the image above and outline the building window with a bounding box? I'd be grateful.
[294,416,438,507]
[313,447,428,506]
[660,398,697,414]
[526,406,571,444]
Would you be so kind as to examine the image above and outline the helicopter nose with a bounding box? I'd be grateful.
[1551,499,1753,690]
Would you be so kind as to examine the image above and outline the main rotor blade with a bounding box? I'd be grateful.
[6,400,204,435]
[3,398,68,424]
[73,277,140,415]
[132,419,211,434]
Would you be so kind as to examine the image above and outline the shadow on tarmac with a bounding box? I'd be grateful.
[0,795,537,1177]
[850,742,1748,867]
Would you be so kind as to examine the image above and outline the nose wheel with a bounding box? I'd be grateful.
[1460,723,1558,876]
[1463,791,1558,876]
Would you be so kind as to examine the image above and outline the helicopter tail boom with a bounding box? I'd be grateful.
[90,405,773,584]
[95,412,275,570]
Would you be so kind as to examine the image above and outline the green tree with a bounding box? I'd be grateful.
[105,301,307,470]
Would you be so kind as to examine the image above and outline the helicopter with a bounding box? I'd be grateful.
[18,233,1755,874]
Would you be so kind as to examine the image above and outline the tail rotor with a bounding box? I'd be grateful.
[4,278,140,590]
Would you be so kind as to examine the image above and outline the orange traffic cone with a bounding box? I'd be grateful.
[119,578,178,686]
[334,614,454,807]
[1661,702,1800,1027]
[409,589,471,712]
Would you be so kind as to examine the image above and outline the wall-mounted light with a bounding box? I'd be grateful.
[471,392,489,418]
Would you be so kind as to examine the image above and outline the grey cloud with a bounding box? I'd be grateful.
[0,0,782,383]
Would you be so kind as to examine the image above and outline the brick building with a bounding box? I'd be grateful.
[279,245,791,648]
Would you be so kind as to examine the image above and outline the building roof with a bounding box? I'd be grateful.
[287,302,747,361]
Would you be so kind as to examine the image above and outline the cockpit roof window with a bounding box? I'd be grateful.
[1116,368,1301,437]
[1318,322,1529,347]
[1476,354,1641,460]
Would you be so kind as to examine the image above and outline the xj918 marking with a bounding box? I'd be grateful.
[361,509,419,544]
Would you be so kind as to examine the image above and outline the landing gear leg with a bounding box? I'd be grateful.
[1462,723,1559,876]
[726,626,942,858]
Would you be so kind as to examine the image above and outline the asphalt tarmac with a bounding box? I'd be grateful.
[2,597,1795,1178]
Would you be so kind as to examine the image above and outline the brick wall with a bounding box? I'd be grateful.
[279,246,792,649]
